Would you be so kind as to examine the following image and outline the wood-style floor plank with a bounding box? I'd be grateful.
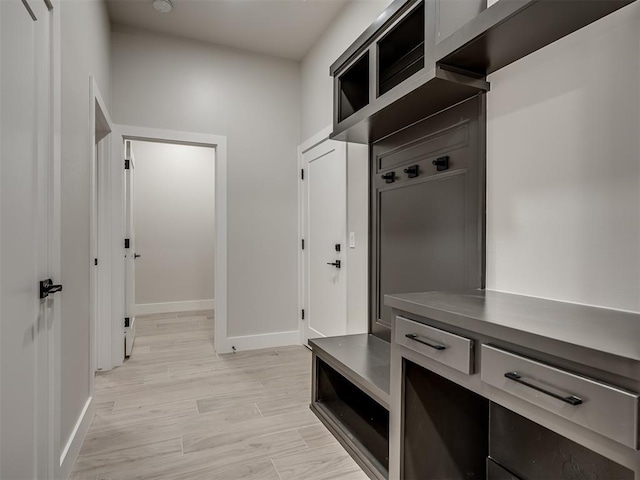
[70,311,365,479]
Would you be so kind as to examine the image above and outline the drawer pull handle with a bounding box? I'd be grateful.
[405,333,446,350]
[504,371,583,406]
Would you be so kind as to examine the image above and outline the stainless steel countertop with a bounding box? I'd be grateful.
[385,290,640,363]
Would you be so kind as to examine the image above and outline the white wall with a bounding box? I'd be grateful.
[112,26,301,338]
[486,3,640,313]
[60,0,111,457]
[132,141,215,308]
[300,0,392,331]
[346,143,370,334]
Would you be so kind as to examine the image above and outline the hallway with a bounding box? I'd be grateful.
[70,312,367,480]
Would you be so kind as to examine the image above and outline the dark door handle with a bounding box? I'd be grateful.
[40,279,63,299]
[405,333,446,350]
[326,260,341,269]
[504,371,583,406]
[134,253,141,259]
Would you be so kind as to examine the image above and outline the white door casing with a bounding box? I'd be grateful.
[124,140,136,356]
[1,0,56,477]
[91,77,113,372]
[107,126,228,357]
[301,137,348,344]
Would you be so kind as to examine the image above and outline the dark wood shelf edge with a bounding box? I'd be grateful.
[437,0,636,76]
[310,335,391,409]
[310,402,389,480]
[330,67,489,144]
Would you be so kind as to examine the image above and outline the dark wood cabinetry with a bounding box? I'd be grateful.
[489,403,633,480]
[330,0,487,144]
[329,0,635,144]
[313,2,640,479]
[369,96,485,340]
[310,335,391,480]
[316,359,389,474]
[403,360,489,479]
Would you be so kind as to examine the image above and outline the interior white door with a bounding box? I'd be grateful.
[124,140,136,356]
[1,0,55,477]
[303,139,347,344]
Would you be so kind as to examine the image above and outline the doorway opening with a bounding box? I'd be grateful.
[91,81,113,374]
[94,125,227,370]
[124,139,216,357]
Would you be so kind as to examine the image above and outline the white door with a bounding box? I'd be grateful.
[302,139,347,344]
[1,0,55,477]
[124,140,136,356]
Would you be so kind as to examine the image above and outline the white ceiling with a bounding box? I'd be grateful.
[106,0,350,61]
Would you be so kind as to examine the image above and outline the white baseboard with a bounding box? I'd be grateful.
[58,396,93,480]
[217,330,301,354]
[134,299,215,316]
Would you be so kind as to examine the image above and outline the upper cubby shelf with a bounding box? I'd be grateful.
[332,66,488,144]
[378,2,425,96]
[329,0,636,145]
[338,52,370,123]
[437,0,635,76]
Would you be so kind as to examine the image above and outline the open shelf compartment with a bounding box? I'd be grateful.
[378,2,425,96]
[309,334,391,480]
[315,359,389,476]
[338,52,370,122]
[403,359,489,479]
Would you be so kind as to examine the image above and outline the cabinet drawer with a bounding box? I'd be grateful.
[481,345,639,449]
[395,316,474,374]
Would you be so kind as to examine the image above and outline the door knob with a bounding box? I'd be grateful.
[327,260,341,269]
[134,253,141,259]
[40,279,63,299]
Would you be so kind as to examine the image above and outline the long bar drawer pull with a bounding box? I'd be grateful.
[504,371,583,406]
[405,333,446,350]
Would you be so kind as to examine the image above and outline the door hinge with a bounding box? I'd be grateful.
[301,168,304,180]
[124,159,130,170]
[124,238,130,249]
[301,309,305,320]
[124,317,130,328]
[94,258,98,266]
[301,239,305,250]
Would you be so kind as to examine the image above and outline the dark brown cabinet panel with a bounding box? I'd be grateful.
[403,359,489,480]
[487,459,521,480]
[489,403,634,480]
[378,175,467,328]
[370,96,485,339]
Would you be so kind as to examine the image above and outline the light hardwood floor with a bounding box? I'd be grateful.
[70,311,367,480]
